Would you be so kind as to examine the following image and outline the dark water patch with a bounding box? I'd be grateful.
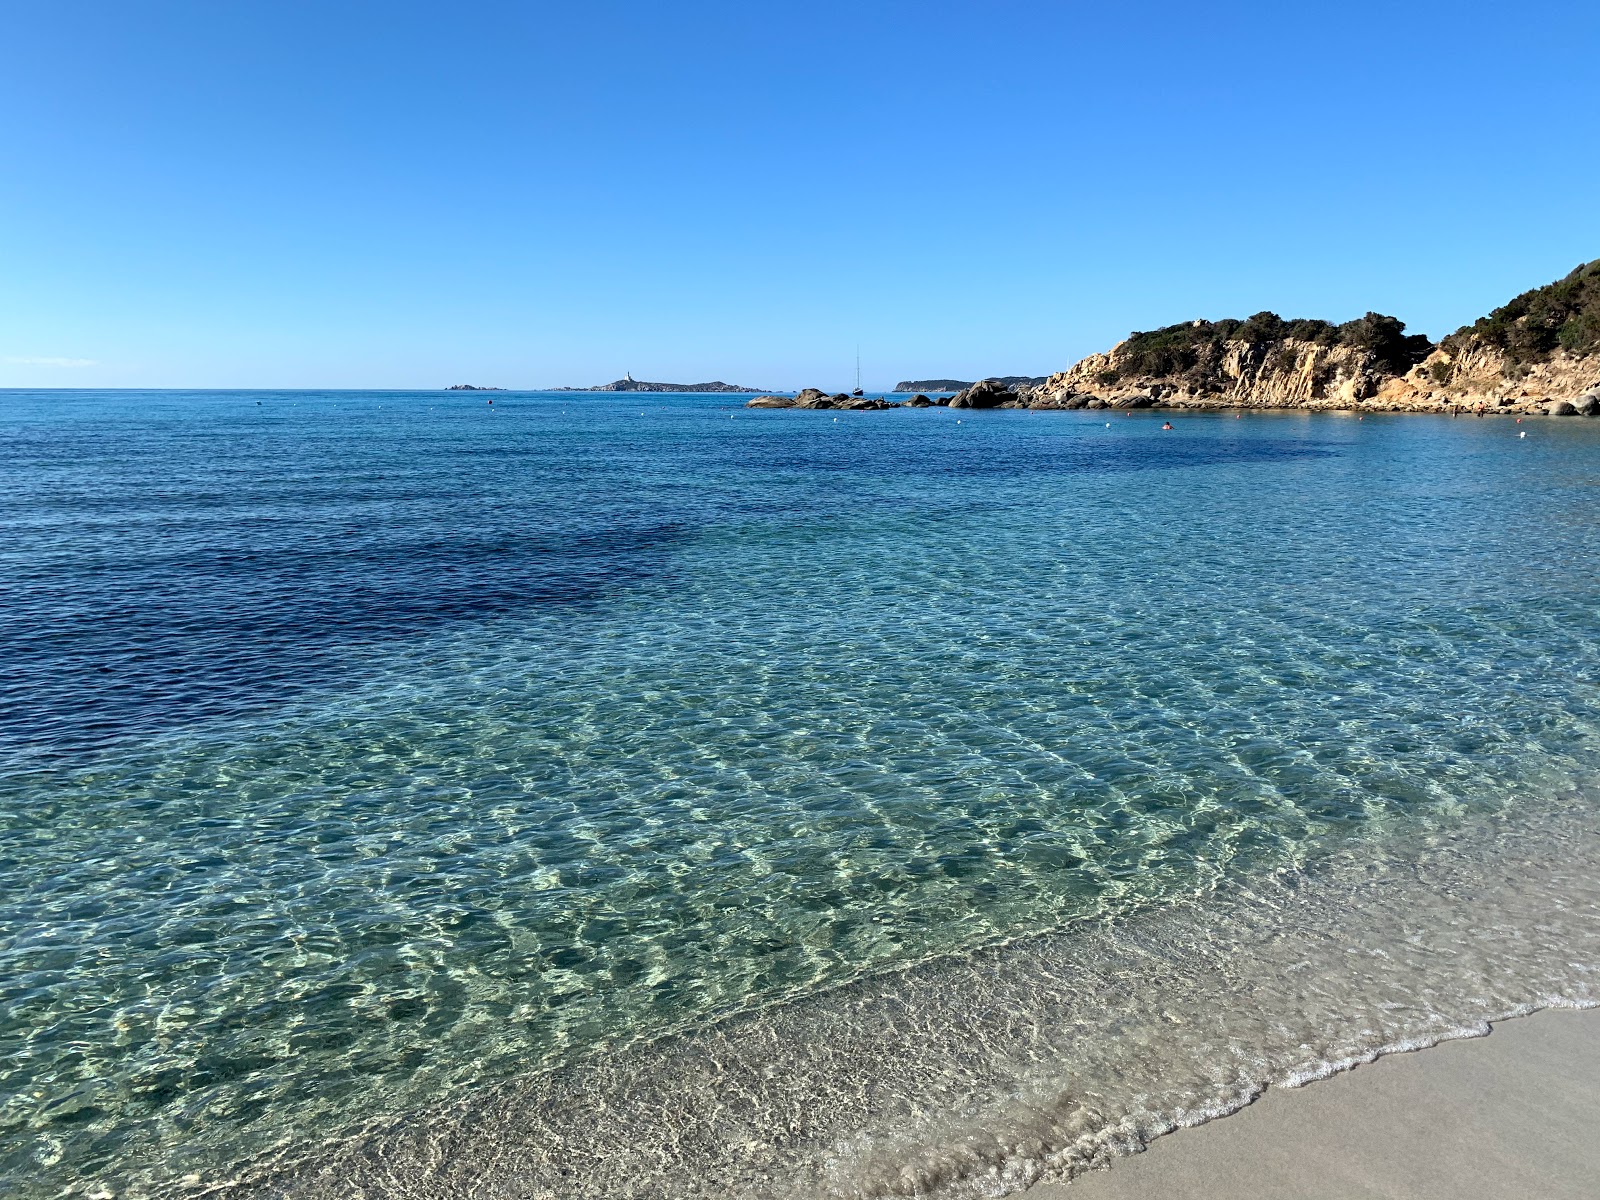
[0,393,703,749]
[0,520,689,752]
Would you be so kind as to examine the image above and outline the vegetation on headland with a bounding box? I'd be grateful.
[863,257,1599,414]
[1096,311,1432,387]
[1441,259,1600,368]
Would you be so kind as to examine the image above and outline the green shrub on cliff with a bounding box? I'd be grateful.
[1102,310,1430,385]
[1443,259,1600,365]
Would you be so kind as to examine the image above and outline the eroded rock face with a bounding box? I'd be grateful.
[1027,339,1402,411]
[1382,348,1600,414]
[1549,399,1580,416]
[745,395,792,408]
[905,394,934,407]
[1025,337,1599,416]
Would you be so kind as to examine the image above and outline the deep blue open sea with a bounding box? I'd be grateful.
[3,390,1599,1198]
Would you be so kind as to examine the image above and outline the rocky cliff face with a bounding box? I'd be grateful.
[1399,259,1600,413]
[1027,262,1600,416]
[749,262,1600,418]
[1376,345,1600,414]
[1025,335,1420,411]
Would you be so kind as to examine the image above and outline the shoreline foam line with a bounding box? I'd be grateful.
[1042,1004,1600,1199]
[178,795,1600,1200]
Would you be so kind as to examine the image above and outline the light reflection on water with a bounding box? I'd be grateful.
[0,392,1597,1196]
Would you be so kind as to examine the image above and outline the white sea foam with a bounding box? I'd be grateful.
[195,792,1600,1200]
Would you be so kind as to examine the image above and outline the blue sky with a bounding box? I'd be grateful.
[2,0,1596,390]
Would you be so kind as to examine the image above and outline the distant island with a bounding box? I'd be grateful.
[893,376,1049,392]
[756,261,1600,416]
[445,384,504,391]
[553,372,769,393]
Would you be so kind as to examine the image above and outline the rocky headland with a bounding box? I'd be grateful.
[1028,260,1600,417]
[446,384,504,391]
[753,260,1600,417]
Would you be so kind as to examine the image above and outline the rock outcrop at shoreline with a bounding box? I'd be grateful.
[746,388,898,410]
[752,261,1600,417]
[1026,260,1600,415]
[1025,312,1433,412]
[745,382,1030,411]
[950,379,1018,408]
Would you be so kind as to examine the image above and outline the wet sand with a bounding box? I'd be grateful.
[1031,1006,1600,1199]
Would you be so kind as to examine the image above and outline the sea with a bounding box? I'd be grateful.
[3,389,1598,1199]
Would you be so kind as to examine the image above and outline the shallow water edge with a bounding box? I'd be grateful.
[179,791,1600,1200]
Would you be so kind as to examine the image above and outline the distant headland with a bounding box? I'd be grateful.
[445,384,504,391]
[893,376,1049,393]
[553,372,769,393]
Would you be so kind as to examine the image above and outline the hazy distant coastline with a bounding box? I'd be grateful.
[551,374,769,393]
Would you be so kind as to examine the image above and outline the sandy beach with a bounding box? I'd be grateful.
[1031,1006,1600,1199]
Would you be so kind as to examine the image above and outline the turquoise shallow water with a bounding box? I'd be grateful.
[1,391,1598,1197]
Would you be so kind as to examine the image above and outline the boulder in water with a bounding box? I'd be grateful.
[949,379,1017,409]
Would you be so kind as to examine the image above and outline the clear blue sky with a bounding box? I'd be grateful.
[2,0,1597,390]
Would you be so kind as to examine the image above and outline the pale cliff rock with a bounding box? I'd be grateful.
[1373,346,1600,412]
[1025,337,1425,411]
[1025,260,1600,415]
[1027,335,1600,416]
